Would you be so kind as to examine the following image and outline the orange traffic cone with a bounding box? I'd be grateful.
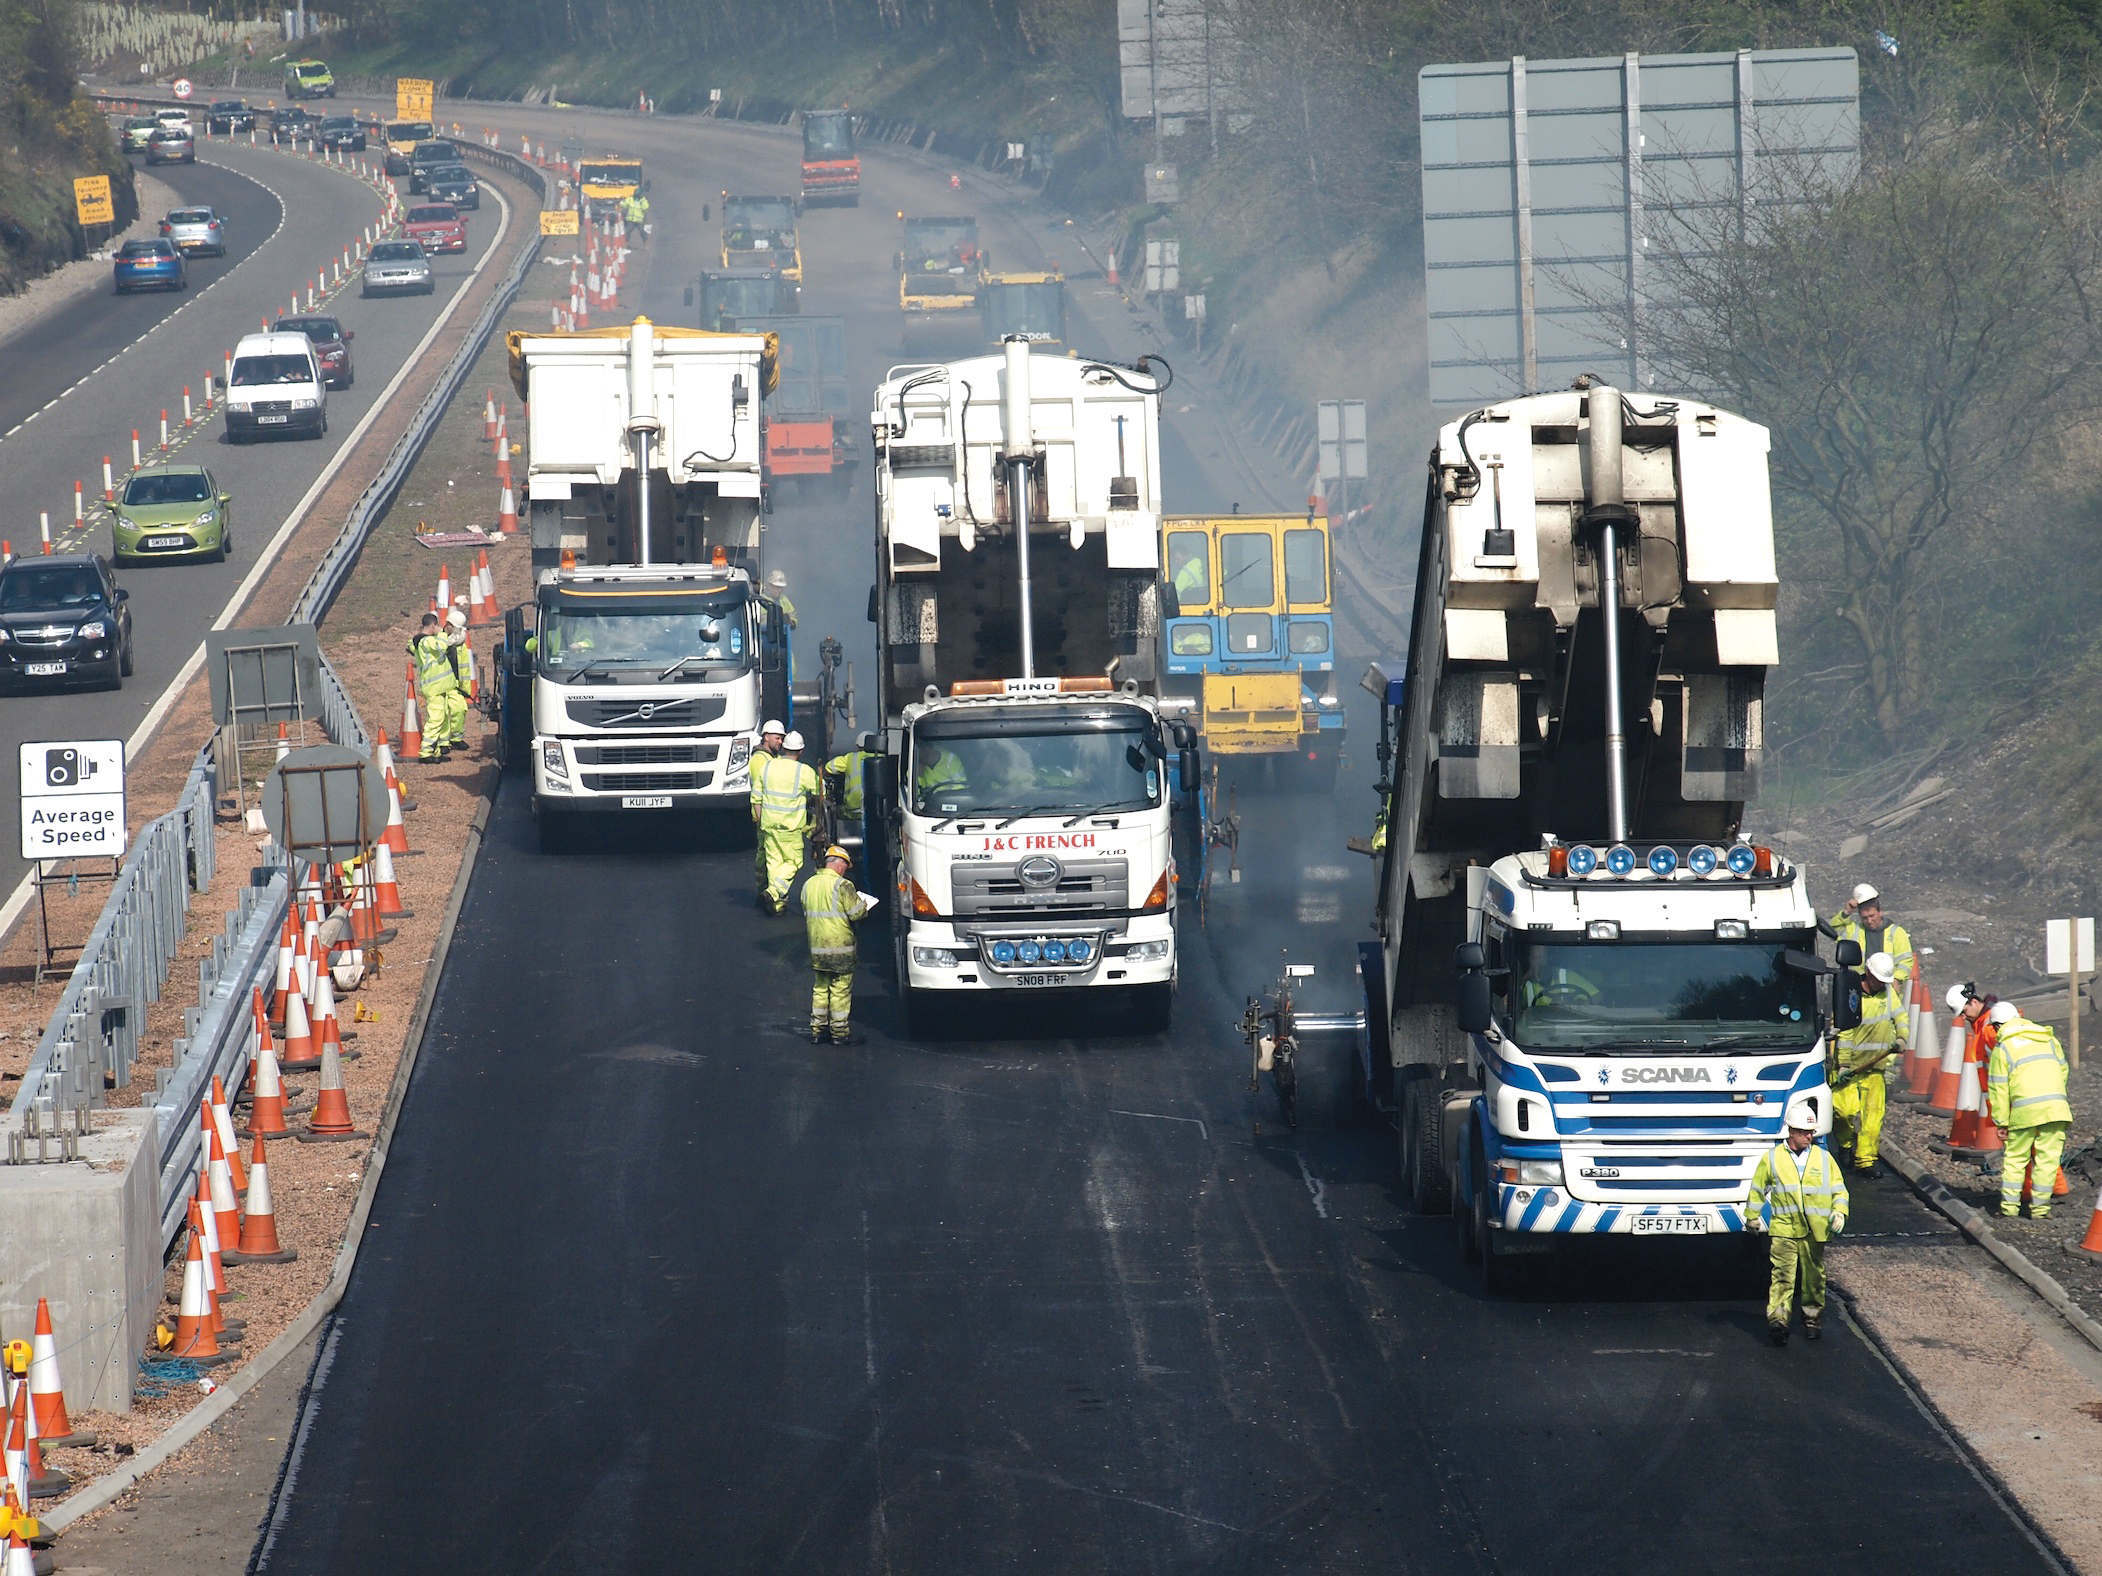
[380,771,411,855]
[6,1519,38,1576]
[400,662,423,759]
[244,992,291,1138]
[465,566,489,626]
[2020,1152,2074,1205]
[3,1386,28,1508]
[274,721,291,763]
[482,388,497,441]
[498,480,519,535]
[472,549,498,621]
[375,727,398,783]
[269,912,296,1026]
[1907,1014,1957,1102]
[298,1041,367,1143]
[26,1302,83,1448]
[311,970,348,1060]
[11,1375,63,1500]
[169,1205,220,1360]
[435,563,451,614]
[205,1122,242,1264]
[372,842,411,919]
[210,1078,247,1193]
[2071,1183,2102,1263]
[225,1133,297,1264]
[1925,1016,1967,1116]
[281,978,318,1073]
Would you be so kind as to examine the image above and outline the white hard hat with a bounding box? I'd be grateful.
[1785,1094,1819,1130]
[766,569,788,588]
[445,606,467,630]
[1851,883,1880,905]
[760,719,785,737]
[1866,951,1897,985]
[1946,983,1977,1013]
[1989,1000,2020,1026]
[783,730,805,751]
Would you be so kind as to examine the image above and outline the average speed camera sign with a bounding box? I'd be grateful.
[19,740,126,861]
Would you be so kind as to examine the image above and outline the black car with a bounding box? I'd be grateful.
[0,555,133,690]
[319,114,367,152]
[207,100,255,134]
[425,163,480,210]
[271,107,315,145]
[407,140,457,193]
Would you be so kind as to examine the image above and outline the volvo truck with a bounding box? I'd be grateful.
[1359,380,1859,1287]
[866,340,1197,1035]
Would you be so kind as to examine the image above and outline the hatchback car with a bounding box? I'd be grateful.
[276,314,354,388]
[207,100,255,134]
[153,107,193,132]
[120,116,158,153]
[271,107,314,145]
[145,127,195,165]
[112,465,232,565]
[403,203,466,254]
[0,556,133,690]
[407,140,458,193]
[361,239,434,297]
[319,115,367,152]
[113,239,185,294]
[425,164,480,210]
[161,207,228,258]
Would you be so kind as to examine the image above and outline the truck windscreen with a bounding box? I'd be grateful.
[726,200,795,244]
[1502,937,1821,1052]
[911,717,1163,817]
[535,592,752,682]
[803,117,854,158]
[983,282,1064,342]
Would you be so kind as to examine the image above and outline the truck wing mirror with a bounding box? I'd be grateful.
[1833,938,1863,969]
[1178,744,1200,796]
[866,584,880,624]
[1457,973,1493,1035]
[1780,949,1832,976]
[1454,942,1486,972]
[1832,970,1864,1033]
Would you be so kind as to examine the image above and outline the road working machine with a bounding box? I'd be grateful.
[866,339,1198,1035]
[1338,379,1858,1288]
[800,110,860,204]
[733,314,856,500]
[1159,513,1344,783]
[897,215,987,342]
[980,272,1068,353]
[577,154,644,224]
[495,317,808,847]
[722,195,803,282]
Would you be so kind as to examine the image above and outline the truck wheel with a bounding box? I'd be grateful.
[1399,1071,1452,1214]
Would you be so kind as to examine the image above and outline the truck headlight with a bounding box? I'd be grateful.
[541,742,568,778]
[1497,1159,1563,1186]
[1117,938,1172,961]
[912,947,958,968]
[725,735,752,775]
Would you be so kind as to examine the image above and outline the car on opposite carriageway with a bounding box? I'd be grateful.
[207,100,256,134]
[112,464,233,565]
[0,555,134,690]
[361,238,433,297]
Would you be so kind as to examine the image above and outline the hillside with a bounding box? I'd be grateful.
[1,1,137,293]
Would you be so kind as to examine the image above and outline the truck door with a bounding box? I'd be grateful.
[758,598,790,727]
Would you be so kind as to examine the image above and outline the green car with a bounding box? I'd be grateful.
[112,465,233,564]
[121,117,158,154]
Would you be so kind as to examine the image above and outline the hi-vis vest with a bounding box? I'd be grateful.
[1989,1018,2072,1129]
[1836,982,1907,1071]
[412,633,462,695]
[752,752,817,828]
[1748,1142,1850,1241]
[802,866,866,971]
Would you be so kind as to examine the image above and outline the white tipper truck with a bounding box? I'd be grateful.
[495,319,803,849]
[864,339,1200,1035]
[1359,380,1862,1288]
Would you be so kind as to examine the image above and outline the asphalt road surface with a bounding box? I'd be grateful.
[0,133,511,899]
[247,104,2053,1572]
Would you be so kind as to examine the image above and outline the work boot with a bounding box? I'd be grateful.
[831,1031,865,1046]
[809,1027,825,1045]
[1768,1324,1789,1348]
[1803,1319,1822,1342]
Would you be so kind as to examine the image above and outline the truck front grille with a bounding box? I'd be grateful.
[951,858,1129,917]
[579,771,707,792]
[565,696,728,730]
[574,742,715,766]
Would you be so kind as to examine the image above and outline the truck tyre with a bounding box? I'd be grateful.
[1398,1070,1452,1214]
[1455,1126,1480,1263]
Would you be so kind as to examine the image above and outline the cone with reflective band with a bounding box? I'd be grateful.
[10,1374,64,1500]
[298,1040,367,1142]
[244,993,291,1137]
[400,662,422,759]
[312,969,347,1059]
[270,912,296,1025]
[498,480,519,535]
[206,1118,242,1249]
[375,728,398,783]
[170,1204,219,1358]
[5,1518,36,1576]
[435,563,451,614]
[210,1077,247,1192]
[4,1386,26,1510]
[381,770,410,854]
[274,721,291,763]
[226,1133,298,1263]
[373,842,410,918]
[280,978,318,1073]
[192,1168,228,1332]
[1908,1016,1958,1101]
[483,389,497,440]
[1926,1014,1967,1115]
[2072,1184,2102,1262]
[26,1302,80,1447]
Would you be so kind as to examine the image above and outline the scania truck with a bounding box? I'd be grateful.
[496,318,799,849]
[1360,380,1860,1287]
[866,339,1197,1034]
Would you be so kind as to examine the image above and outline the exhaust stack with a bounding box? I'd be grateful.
[625,317,661,566]
[1582,384,1637,843]
[1002,336,1037,678]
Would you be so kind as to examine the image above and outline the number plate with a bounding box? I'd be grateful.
[1008,973,1063,988]
[1631,1215,1709,1235]
[256,414,288,425]
[23,662,65,676]
[621,795,673,809]
[146,535,187,548]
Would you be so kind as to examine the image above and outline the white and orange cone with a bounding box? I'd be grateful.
[497,480,519,535]
[434,563,451,615]
[270,912,297,1026]
[298,1041,367,1143]
[244,992,292,1138]
[169,1205,220,1360]
[400,662,423,759]
[205,1121,242,1250]
[210,1078,247,1193]
[280,977,318,1072]
[26,1302,84,1448]
[373,842,410,919]
[226,1133,297,1264]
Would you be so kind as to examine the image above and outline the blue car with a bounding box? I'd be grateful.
[114,239,186,295]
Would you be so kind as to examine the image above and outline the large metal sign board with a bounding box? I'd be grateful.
[1317,400,1368,481]
[19,740,126,861]
[206,624,322,729]
[1419,48,1860,405]
[1118,0,1244,122]
[262,744,387,864]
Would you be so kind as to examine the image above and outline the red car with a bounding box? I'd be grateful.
[402,203,466,255]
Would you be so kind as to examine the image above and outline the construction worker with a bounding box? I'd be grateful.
[1746,1094,1849,1345]
[823,731,880,832]
[765,568,797,629]
[410,611,467,763]
[1988,1000,2072,1219]
[750,719,786,897]
[751,726,819,913]
[915,740,968,805]
[803,844,873,1044]
[1830,883,1915,990]
[1830,950,1908,1174]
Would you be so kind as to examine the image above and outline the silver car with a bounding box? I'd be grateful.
[361,238,433,297]
[161,206,228,258]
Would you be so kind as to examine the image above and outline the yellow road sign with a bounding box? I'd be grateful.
[396,77,435,120]
[539,209,580,236]
[73,175,114,227]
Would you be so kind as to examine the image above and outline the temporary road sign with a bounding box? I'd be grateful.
[19,740,126,861]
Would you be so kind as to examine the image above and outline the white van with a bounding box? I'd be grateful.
[224,331,327,442]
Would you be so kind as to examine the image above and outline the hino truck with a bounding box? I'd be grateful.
[866,339,1198,1035]
[495,318,799,849]
[1358,380,1859,1288]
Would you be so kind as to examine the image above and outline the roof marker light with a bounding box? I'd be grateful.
[1688,844,1721,877]
[1725,843,1759,876]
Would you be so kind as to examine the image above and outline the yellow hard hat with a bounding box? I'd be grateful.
[823,845,852,863]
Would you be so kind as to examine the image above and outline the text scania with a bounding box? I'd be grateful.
[1619,1067,1714,1084]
